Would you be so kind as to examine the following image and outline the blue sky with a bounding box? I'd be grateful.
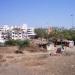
[0,0,75,28]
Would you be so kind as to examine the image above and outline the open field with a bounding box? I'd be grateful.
[0,46,75,75]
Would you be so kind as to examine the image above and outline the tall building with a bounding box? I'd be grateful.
[0,24,36,42]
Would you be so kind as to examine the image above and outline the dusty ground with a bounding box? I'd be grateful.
[0,46,75,75]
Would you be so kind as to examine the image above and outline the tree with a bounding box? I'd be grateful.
[35,27,75,42]
[62,30,72,40]
[5,40,17,46]
[5,40,30,53]
[35,28,48,40]
[17,40,30,51]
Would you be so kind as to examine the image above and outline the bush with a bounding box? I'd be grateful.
[17,40,30,50]
[5,40,17,46]
[5,39,30,46]
[0,43,5,47]
[15,50,23,54]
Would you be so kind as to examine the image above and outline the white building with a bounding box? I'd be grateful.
[0,24,36,42]
[10,28,27,40]
[27,27,36,37]
[3,25,9,31]
[21,24,28,32]
[0,31,6,43]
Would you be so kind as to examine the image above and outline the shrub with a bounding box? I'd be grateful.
[5,39,30,54]
[5,39,30,47]
[17,40,30,50]
[0,43,5,47]
[15,50,23,54]
[5,40,17,46]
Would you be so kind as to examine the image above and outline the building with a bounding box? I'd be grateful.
[0,31,6,43]
[0,24,36,42]
[27,27,36,38]
[10,28,27,40]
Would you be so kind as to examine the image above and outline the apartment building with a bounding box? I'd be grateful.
[0,24,36,42]
[27,27,36,38]
[0,30,7,43]
[10,28,27,40]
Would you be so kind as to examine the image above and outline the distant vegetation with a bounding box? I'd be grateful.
[35,28,48,39]
[35,28,75,41]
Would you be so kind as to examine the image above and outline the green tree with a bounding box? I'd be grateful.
[17,40,30,50]
[5,40,17,46]
[35,28,48,39]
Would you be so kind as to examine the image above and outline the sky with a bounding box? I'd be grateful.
[0,0,75,28]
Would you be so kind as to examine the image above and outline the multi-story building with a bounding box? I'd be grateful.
[0,24,36,42]
[27,27,36,38]
[10,28,27,40]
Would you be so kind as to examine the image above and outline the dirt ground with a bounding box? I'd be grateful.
[0,46,75,75]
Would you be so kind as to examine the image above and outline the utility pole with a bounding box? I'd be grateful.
[71,14,74,28]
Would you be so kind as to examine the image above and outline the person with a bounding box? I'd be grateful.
[61,44,64,53]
